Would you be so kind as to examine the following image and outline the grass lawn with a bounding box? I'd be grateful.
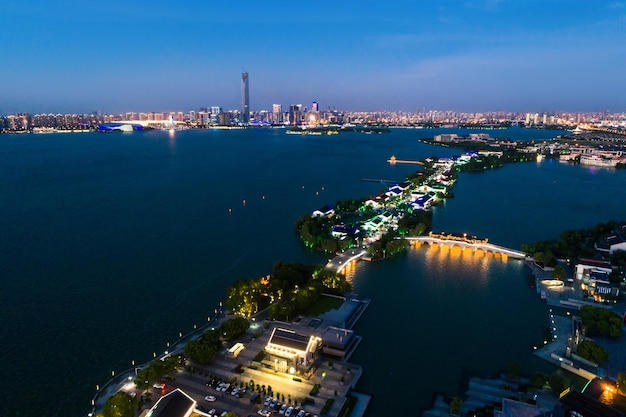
[302,295,344,317]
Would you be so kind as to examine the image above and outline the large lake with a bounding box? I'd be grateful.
[1,127,624,416]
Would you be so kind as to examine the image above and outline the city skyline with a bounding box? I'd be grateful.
[1,0,626,114]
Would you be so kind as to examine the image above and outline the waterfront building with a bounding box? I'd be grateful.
[143,388,196,417]
[595,224,626,254]
[241,71,250,124]
[312,205,335,218]
[575,258,613,281]
[558,389,624,417]
[264,327,321,374]
[320,327,357,360]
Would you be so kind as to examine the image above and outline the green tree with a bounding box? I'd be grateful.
[102,392,136,417]
[184,329,221,365]
[617,373,626,395]
[534,251,545,266]
[580,305,623,338]
[577,340,609,364]
[367,241,384,259]
[549,371,570,396]
[321,238,338,254]
[450,397,462,415]
[220,317,250,341]
[552,265,566,281]
[530,372,548,389]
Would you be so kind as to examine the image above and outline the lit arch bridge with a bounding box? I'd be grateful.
[405,232,527,260]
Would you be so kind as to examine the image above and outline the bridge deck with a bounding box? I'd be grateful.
[405,236,526,259]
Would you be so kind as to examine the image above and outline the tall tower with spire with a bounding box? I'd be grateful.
[241,71,250,124]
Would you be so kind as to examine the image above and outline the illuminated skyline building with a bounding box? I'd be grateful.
[241,72,250,124]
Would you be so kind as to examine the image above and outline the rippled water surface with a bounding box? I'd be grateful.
[1,127,624,416]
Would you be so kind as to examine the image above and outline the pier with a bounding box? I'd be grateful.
[387,155,424,165]
[360,178,398,183]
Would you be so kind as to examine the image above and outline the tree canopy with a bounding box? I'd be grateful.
[184,329,221,365]
[102,391,136,417]
[576,340,609,364]
[580,305,623,338]
[225,262,351,322]
[134,355,183,389]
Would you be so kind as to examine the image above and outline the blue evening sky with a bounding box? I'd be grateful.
[1,0,625,114]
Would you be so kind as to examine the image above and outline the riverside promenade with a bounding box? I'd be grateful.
[526,257,626,382]
[90,305,225,414]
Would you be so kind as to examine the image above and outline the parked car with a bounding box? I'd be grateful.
[205,395,216,402]
[285,406,294,417]
[297,410,306,417]
[279,405,287,415]
[258,409,272,417]
[153,383,165,389]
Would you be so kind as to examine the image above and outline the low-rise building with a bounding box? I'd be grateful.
[575,258,613,281]
[312,205,335,218]
[595,225,626,254]
[264,328,321,374]
[142,388,196,417]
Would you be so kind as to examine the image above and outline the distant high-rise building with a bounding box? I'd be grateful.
[272,104,283,124]
[289,104,303,126]
[210,106,222,124]
[312,101,319,112]
[241,72,250,124]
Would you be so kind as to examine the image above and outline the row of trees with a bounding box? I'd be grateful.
[184,317,250,366]
[367,232,409,260]
[521,221,622,263]
[397,210,433,237]
[134,355,184,389]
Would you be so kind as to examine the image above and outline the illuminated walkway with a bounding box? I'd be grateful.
[324,249,368,273]
[405,232,527,259]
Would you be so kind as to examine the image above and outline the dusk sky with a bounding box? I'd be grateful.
[2,0,625,114]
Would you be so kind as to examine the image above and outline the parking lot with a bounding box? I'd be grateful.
[146,321,360,417]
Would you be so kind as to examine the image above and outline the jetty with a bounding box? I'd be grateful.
[360,178,398,183]
[387,155,424,165]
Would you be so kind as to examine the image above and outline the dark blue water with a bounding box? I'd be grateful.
[0,127,621,417]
